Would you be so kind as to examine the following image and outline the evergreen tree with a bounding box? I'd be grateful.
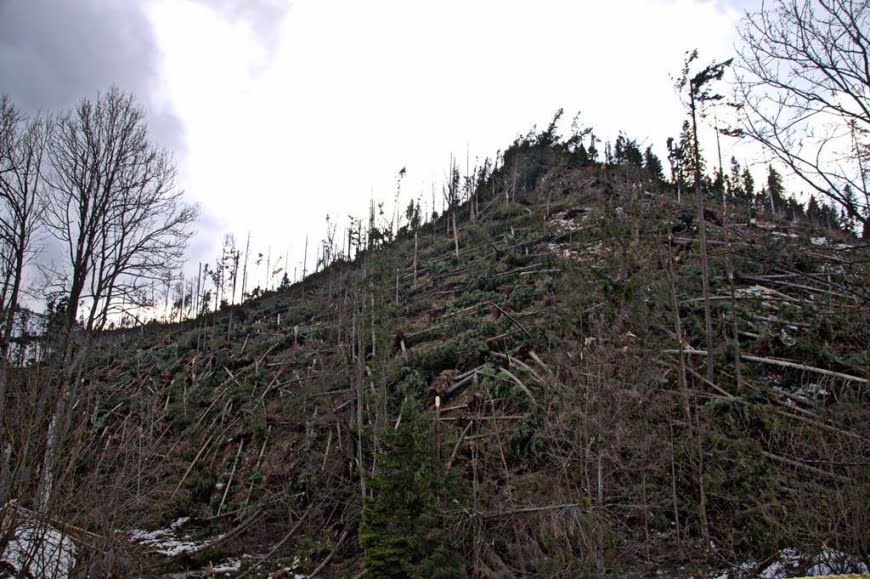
[360,401,460,578]
[614,133,644,167]
[741,166,755,202]
[588,131,599,162]
[666,136,688,199]
[644,146,664,181]
[766,165,785,214]
[666,121,707,199]
[728,157,744,199]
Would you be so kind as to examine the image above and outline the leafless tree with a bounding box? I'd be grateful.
[0,97,48,501]
[43,87,198,332]
[36,86,198,509]
[735,0,870,236]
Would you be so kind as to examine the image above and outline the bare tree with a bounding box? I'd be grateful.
[36,86,197,509]
[43,87,198,332]
[735,0,870,236]
[0,97,48,501]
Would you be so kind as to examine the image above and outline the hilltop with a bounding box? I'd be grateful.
[3,127,868,578]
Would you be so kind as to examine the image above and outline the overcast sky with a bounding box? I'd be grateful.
[1,0,761,293]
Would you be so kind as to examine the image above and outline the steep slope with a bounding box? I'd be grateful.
[21,134,869,577]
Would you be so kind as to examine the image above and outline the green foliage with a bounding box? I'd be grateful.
[360,401,461,578]
[405,331,488,382]
[508,283,537,310]
[394,367,427,398]
[509,413,540,459]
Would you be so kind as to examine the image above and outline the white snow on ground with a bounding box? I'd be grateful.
[266,567,306,579]
[169,516,190,530]
[260,556,306,578]
[734,285,767,298]
[127,522,219,557]
[209,558,242,574]
[791,382,828,401]
[711,547,869,578]
[0,522,77,579]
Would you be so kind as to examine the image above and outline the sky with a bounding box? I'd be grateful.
[0,0,762,296]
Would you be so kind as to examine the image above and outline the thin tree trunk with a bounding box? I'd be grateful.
[452,209,460,261]
[355,297,366,503]
[691,91,716,384]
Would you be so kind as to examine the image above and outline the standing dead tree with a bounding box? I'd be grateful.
[445,155,461,260]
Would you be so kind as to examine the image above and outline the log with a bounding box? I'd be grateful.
[661,350,867,384]
[171,433,215,499]
[489,301,533,339]
[741,354,867,384]
[761,451,851,483]
[481,502,583,519]
[497,368,537,408]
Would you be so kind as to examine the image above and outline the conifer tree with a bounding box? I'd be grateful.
[766,165,785,215]
[741,166,755,202]
[644,146,664,181]
[676,49,732,386]
[360,401,458,578]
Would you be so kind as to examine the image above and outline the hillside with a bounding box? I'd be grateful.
[4,131,868,577]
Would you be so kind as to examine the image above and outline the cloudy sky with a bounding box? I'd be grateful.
[0,0,760,293]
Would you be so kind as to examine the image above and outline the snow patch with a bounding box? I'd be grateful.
[0,522,77,579]
[127,523,218,557]
[810,236,827,246]
[169,516,190,530]
[734,285,766,298]
[209,558,242,574]
[545,243,581,261]
[711,547,868,578]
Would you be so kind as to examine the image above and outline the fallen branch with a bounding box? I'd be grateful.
[661,350,867,384]
[741,355,867,384]
[439,415,525,422]
[497,368,537,408]
[236,507,311,578]
[308,528,349,578]
[218,440,244,516]
[171,433,215,499]
[481,502,583,519]
[761,451,851,483]
[446,422,473,471]
[489,301,533,339]
[528,350,553,376]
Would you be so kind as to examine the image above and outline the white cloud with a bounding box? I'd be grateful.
[146,0,753,291]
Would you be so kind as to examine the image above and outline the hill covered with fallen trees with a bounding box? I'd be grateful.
[2,128,868,578]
